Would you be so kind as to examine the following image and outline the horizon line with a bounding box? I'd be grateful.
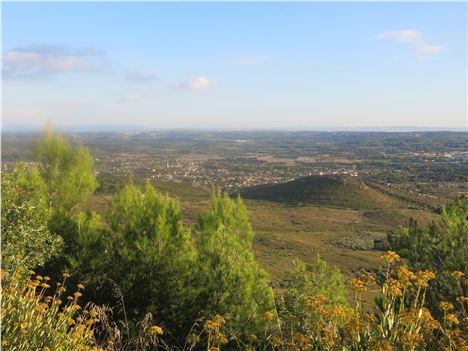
[2,124,467,133]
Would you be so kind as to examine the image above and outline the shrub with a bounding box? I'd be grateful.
[389,199,468,315]
[1,163,62,271]
[265,251,467,350]
[1,260,101,351]
[275,255,348,341]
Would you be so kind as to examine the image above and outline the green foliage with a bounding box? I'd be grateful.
[1,163,63,270]
[286,255,348,305]
[389,199,468,313]
[196,191,275,336]
[107,182,196,336]
[60,211,109,282]
[276,255,348,331]
[33,125,98,211]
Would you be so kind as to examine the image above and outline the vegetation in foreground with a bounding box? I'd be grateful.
[1,127,467,350]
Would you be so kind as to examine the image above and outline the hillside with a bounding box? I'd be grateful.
[88,177,439,311]
[240,175,404,210]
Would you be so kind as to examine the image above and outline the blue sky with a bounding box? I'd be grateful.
[2,2,467,130]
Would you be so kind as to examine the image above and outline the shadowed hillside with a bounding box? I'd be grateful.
[240,175,404,210]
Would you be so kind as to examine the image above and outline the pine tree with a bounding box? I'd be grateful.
[107,182,197,337]
[33,125,98,212]
[196,191,275,336]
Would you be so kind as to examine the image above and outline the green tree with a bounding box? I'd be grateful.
[196,191,275,336]
[33,125,98,212]
[389,199,468,314]
[1,163,63,270]
[107,182,196,337]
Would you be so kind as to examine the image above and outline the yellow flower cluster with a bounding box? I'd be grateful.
[4,251,467,351]
[150,325,164,335]
[1,266,102,351]
[381,251,401,264]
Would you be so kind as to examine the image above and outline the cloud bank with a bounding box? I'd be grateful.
[374,29,445,61]
[2,45,105,79]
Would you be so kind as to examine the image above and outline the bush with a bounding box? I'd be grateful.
[1,260,101,351]
[1,163,62,270]
[276,255,348,336]
[389,199,468,314]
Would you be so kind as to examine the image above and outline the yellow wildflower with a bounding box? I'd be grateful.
[444,313,460,326]
[204,320,217,331]
[150,325,164,335]
[381,251,400,264]
[396,265,416,287]
[348,278,367,292]
[383,278,403,297]
[439,301,454,312]
[456,296,468,304]
[215,332,228,345]
[212,315,225,326]
[414,270,435,288]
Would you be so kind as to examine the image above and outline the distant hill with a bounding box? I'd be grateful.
[240,175,403,210]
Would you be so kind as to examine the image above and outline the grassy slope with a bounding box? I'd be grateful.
[240,175,405,210]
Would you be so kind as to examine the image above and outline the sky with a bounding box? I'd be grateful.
[2,2,467,130]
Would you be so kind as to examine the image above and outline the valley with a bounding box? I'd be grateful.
[3,130,465,287]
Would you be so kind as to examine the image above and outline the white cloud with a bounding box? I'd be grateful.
[375,30,422,43]
[2,45,104,79]
[374,29,445,61]
[416,43,445,54]
[233,55,271,66]
[180,76,215,92]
